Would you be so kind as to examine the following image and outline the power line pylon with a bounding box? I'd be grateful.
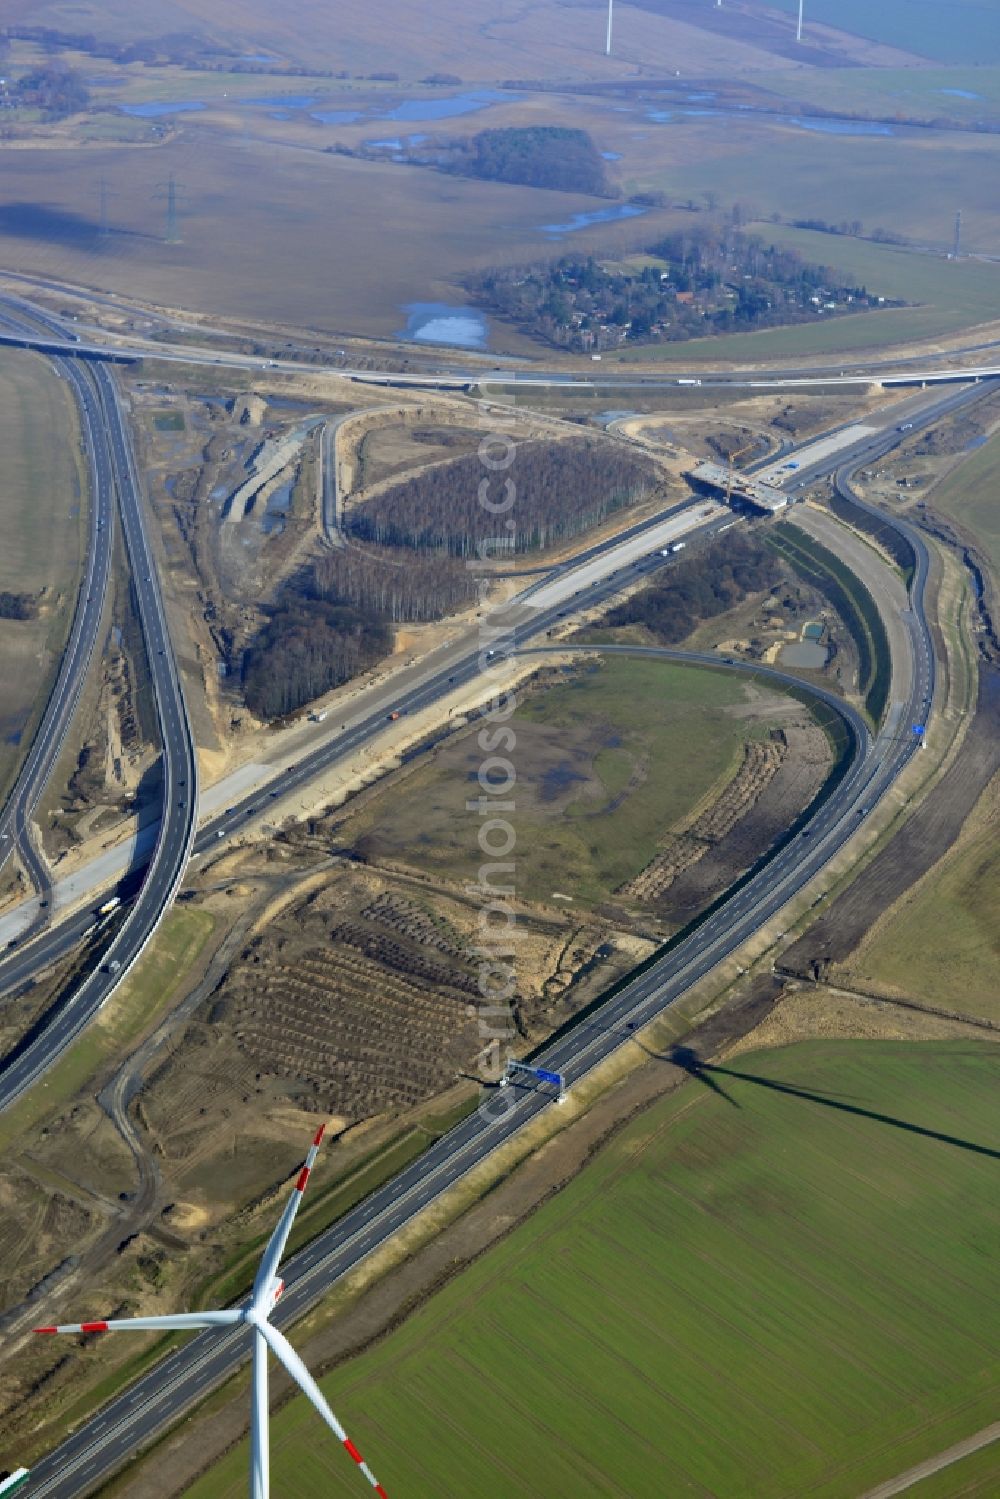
[153,175,186,244]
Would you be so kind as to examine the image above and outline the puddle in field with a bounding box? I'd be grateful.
[540,203,649,236]
[398,302,489,348]
[120,100,206,117]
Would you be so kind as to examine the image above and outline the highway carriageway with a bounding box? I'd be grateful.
[18,393,944,1496]
[22,574,911,1499]
[0,361,199,1113]
[5,318,1000,393]
[0,375,984,1081]
[0,490,730,995]
[0,317,113,922]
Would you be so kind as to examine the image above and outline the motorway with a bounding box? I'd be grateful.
[0,360,199,1111]
[17,382,966,1495]
[0,310,112,920]
[0,487,733,995]
[0,302,986,1488]
[4,313,1000,394]
[21,649,874,1499]
[0,378,988,1076]
[0,371,986,995]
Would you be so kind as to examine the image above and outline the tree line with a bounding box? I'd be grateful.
[349,439,659,558]
[455,127,611,196]
[606,533,781,643]
[243,548,477,719]
[243,596,390,720]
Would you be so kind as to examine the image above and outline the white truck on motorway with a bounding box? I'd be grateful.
[660,541,687,555]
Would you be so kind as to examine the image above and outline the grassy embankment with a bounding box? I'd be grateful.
[188,1039,1000,1499]
[930,426,1000,581]
[849,772,999,1019]
[766,522,890,724]
[844,431,1000,1015]
[0,349,86,807]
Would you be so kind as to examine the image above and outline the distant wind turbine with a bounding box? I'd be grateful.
[35,1125,388,1499]
[796,0,804,42]
[606,0,614,56]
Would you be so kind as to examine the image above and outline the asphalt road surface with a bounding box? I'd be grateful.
[0,377,986,1091]
[3,317,1000,395]
[20,424,942,1496]
[0,308,111,924]
[2,333,989,1494]
[0,362,199,1112]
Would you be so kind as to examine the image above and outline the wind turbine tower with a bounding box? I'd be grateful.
[796,0,804,42]
[35,1124,389,1499]
[606,0,614,56]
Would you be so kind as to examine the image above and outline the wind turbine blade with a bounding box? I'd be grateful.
[250,1328,269,1499]
[35,1311,241,1334]
[257,1320,388,1496]
[253,1122,327,1308]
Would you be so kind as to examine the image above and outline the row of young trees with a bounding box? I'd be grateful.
[606,533,781,644]
[312,547,477,623]
[349,439,658,558]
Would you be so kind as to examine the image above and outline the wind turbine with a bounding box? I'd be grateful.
[606,0,614,56]
[796,0,804,42]
[35,1124,388,1499]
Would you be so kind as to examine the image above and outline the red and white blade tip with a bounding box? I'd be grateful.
[344,1436,388,1494]
[35,1321,108,1335]
[295,1121,329,1193]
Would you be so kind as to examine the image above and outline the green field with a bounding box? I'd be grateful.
[0,349,84,805]
[765,0,1000,64]
[906,1438,1000,1497]
[852,776,1000,1020]
[623,111,1000,257]
[340,658,785,908]
[755,65,1000,122]
[188,1040,1000,1498]
[929,427,1000,581]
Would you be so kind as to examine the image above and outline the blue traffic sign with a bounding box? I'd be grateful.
[534,1068,562,1087]
[912,724,926,735]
